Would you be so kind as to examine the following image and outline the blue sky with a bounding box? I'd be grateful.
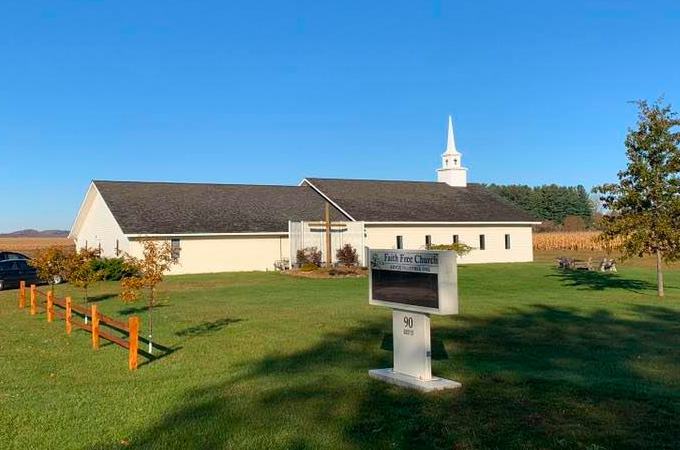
[1,1,679,232]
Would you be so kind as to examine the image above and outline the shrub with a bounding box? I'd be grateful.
[426,242,474,256]
[300,263,318,272]
[296,247,322,267]
[336,244,358,266]
[91,257,135,281]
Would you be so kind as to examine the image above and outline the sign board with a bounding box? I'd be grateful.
[369,249,458,315]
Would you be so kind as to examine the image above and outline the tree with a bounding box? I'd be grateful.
[120,240,177,353]
[562,215,586,231]
[486,183,593,225]
[65,248,103,303]
[28,246,68,294]
[593,99,680,297]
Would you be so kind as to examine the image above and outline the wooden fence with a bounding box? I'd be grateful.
[18,281,140,370]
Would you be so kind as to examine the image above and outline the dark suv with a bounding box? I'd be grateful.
[0,259,41,290]
[0,251,30,261]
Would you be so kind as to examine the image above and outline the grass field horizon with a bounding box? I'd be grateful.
[2,262,679,449]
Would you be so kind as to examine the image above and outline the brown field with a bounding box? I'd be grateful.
[0,237,75,257]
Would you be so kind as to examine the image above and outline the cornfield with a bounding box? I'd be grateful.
[533,232,619,251]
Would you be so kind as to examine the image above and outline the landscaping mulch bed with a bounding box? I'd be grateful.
[283,267,368,278]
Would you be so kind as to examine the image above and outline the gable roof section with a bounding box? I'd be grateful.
[94,180,347,235]
[302,178,538,223]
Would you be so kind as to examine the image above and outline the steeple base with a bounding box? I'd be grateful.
[437,168,467,187]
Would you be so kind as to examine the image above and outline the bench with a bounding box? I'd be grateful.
[557,257,617,272]
[273,258,290,271]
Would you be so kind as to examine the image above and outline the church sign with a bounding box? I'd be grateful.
[368,248,461,392]
[369,249,458,315]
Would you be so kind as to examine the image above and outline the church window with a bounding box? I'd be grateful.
[505,234,511,250]
[453,235,459,244]
[479,235,486,250]
[171,239,181,259]
[396,236,403,249]
[425,235,432,247]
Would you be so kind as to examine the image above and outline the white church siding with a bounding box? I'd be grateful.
[127,234,289,275]
[69,184,129,257]
[364,223,533,264]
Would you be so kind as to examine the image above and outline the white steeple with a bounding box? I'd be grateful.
[437,115,468,187]
[445,115,459,155]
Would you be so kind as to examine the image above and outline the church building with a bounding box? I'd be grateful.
[69,117,538,274]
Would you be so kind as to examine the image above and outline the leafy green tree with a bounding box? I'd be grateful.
[594,99,680,297]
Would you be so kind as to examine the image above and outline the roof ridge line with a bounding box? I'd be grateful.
[93,180,304,188]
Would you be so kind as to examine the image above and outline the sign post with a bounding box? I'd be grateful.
[368,249,461,392]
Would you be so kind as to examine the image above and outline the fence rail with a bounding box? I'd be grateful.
[17,281,140,370]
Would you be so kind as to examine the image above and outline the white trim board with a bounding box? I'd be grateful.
[125,232,289,238]
[298,178,356,222]
[363,221,541,226]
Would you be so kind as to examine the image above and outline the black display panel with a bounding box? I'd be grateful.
[371,269,439,309]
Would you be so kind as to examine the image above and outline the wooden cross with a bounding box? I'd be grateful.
[308,202,346,267]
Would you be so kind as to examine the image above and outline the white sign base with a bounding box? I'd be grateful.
[369,310,461,392]
[368,368,461,392]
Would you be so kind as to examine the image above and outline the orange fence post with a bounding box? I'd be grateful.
[65,297,72,335]
[91,305,100,349]
[128,317,139,370]
[19,281,26,308]
[30,285,37,315]
[46,291,54,323]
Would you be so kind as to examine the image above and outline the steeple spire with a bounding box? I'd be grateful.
[437,115,467,187]
[445,115,459,154]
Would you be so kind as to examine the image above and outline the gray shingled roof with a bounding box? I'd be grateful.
[94,181,348,234]
[94,178,536,235]
[304,178,537,223]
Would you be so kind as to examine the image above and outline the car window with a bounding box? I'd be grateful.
[0,262,6,272]
[6,253,23,260]
[17,261,31,270]
[9,261,19,270]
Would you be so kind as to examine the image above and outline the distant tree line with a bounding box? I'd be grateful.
[485,184,595,230]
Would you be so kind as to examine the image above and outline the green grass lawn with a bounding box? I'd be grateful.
[1,263,679,450]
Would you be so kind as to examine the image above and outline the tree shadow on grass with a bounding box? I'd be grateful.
[86,293,119,303]
[548,267,655,293]
[119,304,171,316]
[380,333,449,360]
[89,305,680,450]
[175,318,243,338]
[136,336,182,369]
[94,326,180,368]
